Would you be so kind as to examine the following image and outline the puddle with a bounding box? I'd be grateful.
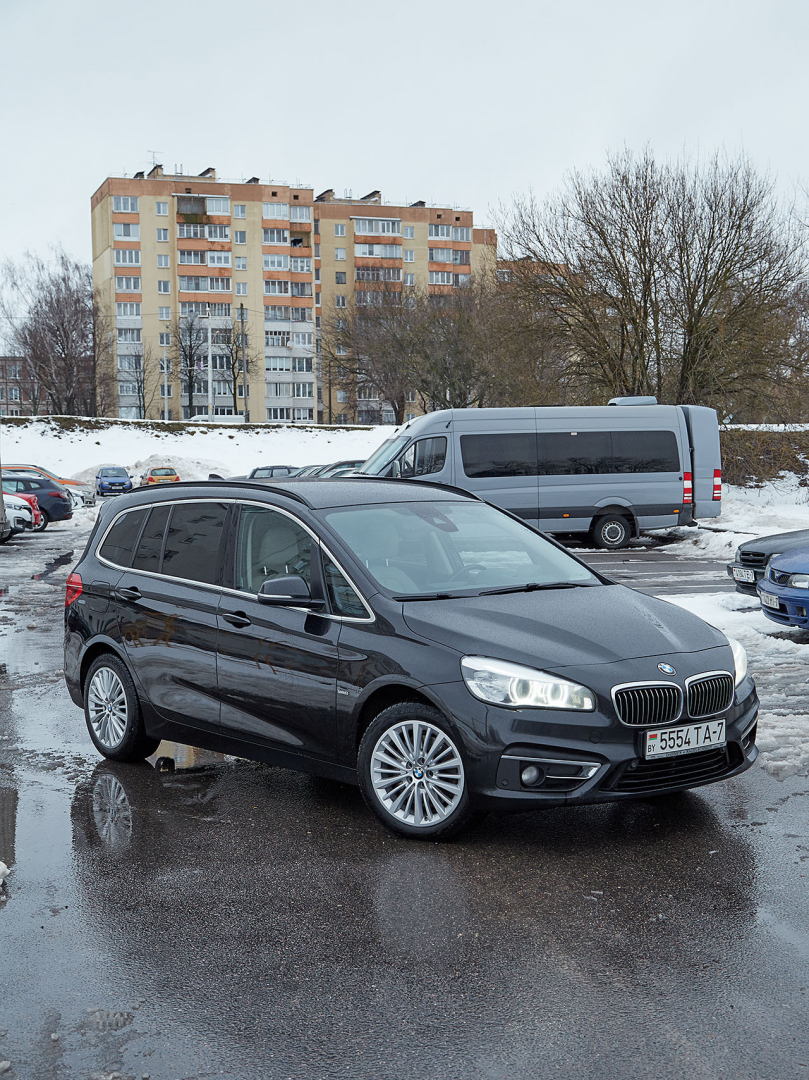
[31,551,74,581]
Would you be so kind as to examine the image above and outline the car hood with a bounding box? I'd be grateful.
[739,529,809,556]
[767,545,809,574]
[402,585,726,670]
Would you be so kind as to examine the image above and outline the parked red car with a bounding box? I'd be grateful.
[12,491,43,528]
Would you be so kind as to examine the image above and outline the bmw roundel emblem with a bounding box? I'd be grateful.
[658,663,676,676]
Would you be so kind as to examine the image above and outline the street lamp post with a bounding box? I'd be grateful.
[162,323,169,420]
[202,304,213,420]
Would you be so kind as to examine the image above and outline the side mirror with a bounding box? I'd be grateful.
[257,575,325,609]
[386,459,401,479]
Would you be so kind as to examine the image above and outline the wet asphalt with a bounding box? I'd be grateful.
[1,519,808,1080]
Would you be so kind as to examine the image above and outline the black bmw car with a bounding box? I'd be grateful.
[727,528,809,595]
[64,479,758,839]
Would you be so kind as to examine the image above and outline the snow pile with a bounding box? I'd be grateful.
[665,476,809,562]
[0,862,9,887]
[661,590,809,779]
[0,417,396,483]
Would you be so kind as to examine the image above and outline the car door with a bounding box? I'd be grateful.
[113,500,227,733]
[452,423,540,525]
[216,502,340,761]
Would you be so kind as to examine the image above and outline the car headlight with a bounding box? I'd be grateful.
[461,656,596,711]
[726,637,748,687]
[789,574,809,589]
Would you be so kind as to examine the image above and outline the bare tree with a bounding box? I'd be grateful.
[1,249,102,415]
[209,306,260,418]
[168,312,208,418]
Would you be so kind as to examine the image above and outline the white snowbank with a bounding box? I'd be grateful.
[660,590,809,780]
[0,417,396,484]
[0,862,9,886]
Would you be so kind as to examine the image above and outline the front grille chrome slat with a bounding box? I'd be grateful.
[686,672,734,719]
[612,683,683,727]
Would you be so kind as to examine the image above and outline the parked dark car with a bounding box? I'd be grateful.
[756,545,809,628]
[210,466,300,482]
[2,473,73,530]
[315,460,366,478]
[727,528,809,594]
[64,479,758,839]
[96,466,134,496]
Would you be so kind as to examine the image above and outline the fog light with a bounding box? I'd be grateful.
[521,764,545,787]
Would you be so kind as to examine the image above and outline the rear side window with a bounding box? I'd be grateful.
[163,502,228,584]
[537,432,612,475]
[99,508,148,567]
[460,434,538,478]
[400,437,447,478]
[611,431,680,472]
[132,506,171,572]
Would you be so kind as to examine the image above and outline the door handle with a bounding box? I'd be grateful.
[221,610,252,628]
[115,586,142,601]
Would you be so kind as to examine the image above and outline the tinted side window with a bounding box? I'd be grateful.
[537,432,613,475]
[99,508,148,567]
[162,502,228,584]
[460,434,538,478]
[611,431,680,473]
[234,506,312,594]
[323,557,367,618]
[132,505,170,572]
[400,437,447,478]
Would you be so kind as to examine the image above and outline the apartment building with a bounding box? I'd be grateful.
[91,168,496,424]
[0,356,35,417]
[314,189,497,424]
[91,166,317,422]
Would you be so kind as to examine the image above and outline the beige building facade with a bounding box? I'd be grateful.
[91,168,496,424]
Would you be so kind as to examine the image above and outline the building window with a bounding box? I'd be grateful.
[234,256,247,270]
[117,382,138,396]
[116,302,141,316]
[289,205,311,222]
[265,332,291,347]
[291,331,314,345]
[159,332,171,346]
[314,243,321,257]
[158,280,170,293]
[335,295,346,308]
[209,277,231,291]
[234,230,246,245]
[206,197,230,215]
[264,280,290,295]
[117,328,141,342]
[155,201,168,216]
[263,202,289,219]
[265,355,292,371]
[178,223,205,239]
[235,281,247,295]
[263,228,288,244]
[117,356,142,370]
[355,243,401,259]
[403,225,415,239]
[335,272,346,284]
[113,196,138,213]
[157,254,170,268]
[452,226,471,242]
[207,251,231,266]
[429,271,453,285]
[334,223,346,236]
[115,276,141,291]
[160,384,173,397]
[267,407,292,420]
[454,274,471,287]
[292,357,313,372]
[404,273,415,286]
[290,257,311,272]
[291,308,312,322]
[293,408,313,421]
[453,250,471,265]
[114,249,140,265]
[403,250,415,262]
[334,248,346,261]
[353,218,401,235]
[429,248,453,263]
[159,306,171,320]
[356,267,401,282]
[234,204,246,218]
[179,250,206,264]
[207,224,229,240]
[114,222,140,240]
[264,253,289,271]
[291,282,312,297]
[265,305,291,321]
[336,390,348,403]
[155,228,168,242]
[429,224,451,238]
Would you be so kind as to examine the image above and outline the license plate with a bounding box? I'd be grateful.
[733,567,755,583]
[645,719,726,759]
[761,591,780,610]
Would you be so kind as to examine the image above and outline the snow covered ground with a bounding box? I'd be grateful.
[0,417,396,485]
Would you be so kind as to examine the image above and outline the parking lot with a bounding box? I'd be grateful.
[1,516,808,1079]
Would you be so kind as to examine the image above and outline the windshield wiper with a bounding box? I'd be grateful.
[392,590,475,602]
[476,581,597,596]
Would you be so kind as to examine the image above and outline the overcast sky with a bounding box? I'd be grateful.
[2,0,808,268]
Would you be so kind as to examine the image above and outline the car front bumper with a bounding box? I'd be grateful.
[757,582,809,627]
[726,562,763,595]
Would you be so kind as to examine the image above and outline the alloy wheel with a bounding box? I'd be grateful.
[370,720,464,828]
[91,773,133,848]
[87,667,128,749]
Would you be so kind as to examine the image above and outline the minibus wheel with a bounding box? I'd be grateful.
[591,514,632,549]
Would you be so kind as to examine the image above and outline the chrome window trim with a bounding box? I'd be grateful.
[684,670,734,719]
[94,496,375,623]
[610,680,684,727]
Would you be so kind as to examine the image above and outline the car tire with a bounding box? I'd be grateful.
[32,509,49,532]
[83,653,160,762]
[357,703,476,840]
[591,514,632,550]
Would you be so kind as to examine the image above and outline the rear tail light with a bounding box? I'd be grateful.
[53,491,70,501]
[65,572,83,607]
[683,472,693,505]
[713,469,722,500]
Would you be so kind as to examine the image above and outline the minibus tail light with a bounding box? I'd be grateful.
[683,472,693,505]
[713,469,722,500]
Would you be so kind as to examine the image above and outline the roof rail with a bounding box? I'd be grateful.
[142,479,313,508]
[341,475,480,501]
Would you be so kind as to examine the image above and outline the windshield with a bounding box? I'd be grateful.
[100,468,128,477]
[358,436,410,476]
[322,501,600,598]
[153,468,175,476]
